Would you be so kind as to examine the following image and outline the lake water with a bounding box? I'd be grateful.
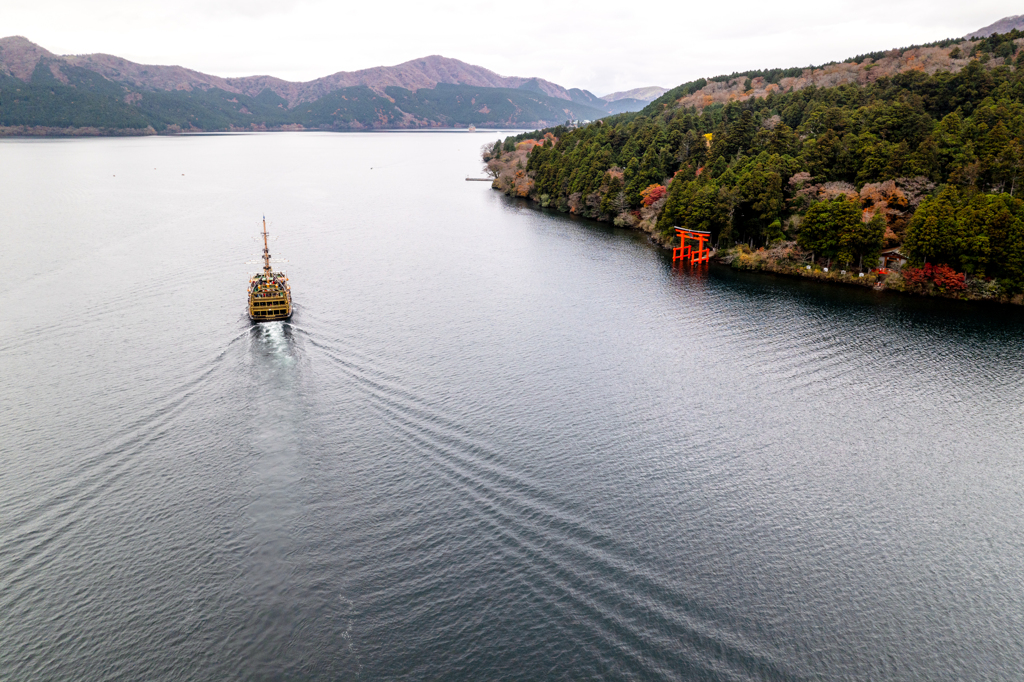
[2,131,1024,681]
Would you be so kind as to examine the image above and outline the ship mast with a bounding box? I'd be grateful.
[261,216,273,278]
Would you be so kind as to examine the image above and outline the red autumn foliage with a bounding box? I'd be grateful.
[640,183,667,207]
[901,263,966,292]
[901,266,931,286]
[931,264,966,291]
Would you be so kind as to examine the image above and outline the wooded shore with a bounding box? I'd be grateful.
[483,30,1024,307]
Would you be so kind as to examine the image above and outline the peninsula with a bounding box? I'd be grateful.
[484,25,1024,304]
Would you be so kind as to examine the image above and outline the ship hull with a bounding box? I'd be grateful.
[248,296,292,321]
[249,310,292,322]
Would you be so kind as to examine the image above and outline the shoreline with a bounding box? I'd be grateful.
[499,190,1024,307]
[715,244,1023,305]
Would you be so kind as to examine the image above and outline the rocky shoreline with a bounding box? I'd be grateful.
[0,125,159,137]
[705,240,1020,305]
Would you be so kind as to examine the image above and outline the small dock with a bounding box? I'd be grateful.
[465,177,492,182]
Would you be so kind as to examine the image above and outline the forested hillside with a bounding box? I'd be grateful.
[485,30,1024,299]
[0,69,607,132]
[0,36,648,133]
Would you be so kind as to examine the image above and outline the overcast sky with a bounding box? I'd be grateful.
[3,1,1015,96]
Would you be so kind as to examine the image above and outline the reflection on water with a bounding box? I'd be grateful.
[2,132,1024,681]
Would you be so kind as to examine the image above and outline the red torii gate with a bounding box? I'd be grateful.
[673,228,712,265]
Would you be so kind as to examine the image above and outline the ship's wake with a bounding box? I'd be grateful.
[250,320,296,365]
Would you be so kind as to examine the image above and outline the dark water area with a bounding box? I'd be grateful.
[2,132,1024,681]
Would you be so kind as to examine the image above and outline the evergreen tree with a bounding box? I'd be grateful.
[904,186,990,273]
[798,196,863,263]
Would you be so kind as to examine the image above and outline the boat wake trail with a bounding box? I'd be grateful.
[301,330,789,680]
[251,320,295,362]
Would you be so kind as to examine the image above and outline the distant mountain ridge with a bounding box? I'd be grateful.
[0,36,577,105]
[968,14,1024,39]
[600,86,668,102]
[0,37,666,133]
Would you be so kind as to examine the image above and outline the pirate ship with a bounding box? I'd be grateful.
[248,217,292,321]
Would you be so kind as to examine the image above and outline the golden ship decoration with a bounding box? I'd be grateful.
[248,216,293,321]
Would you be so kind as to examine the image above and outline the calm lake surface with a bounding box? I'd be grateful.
[2,131,1024,681]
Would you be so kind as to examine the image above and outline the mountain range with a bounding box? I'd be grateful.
[0,36,664,134]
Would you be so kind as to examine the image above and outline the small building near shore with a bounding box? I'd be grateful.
[879,247,908,271]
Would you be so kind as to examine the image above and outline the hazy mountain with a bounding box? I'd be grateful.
[0,37,574,105]
[566,87,605,107]
[0,36,654,133]
[967,14,1024,39]
[600,86,668,102]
